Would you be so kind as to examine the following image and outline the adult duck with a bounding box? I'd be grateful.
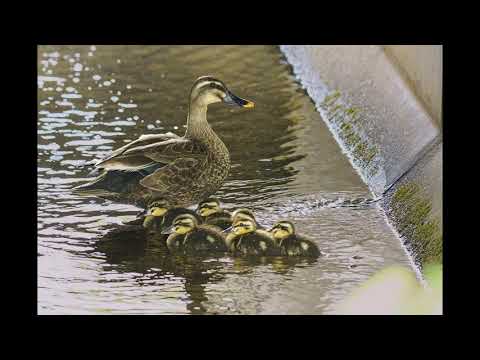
[73,76,254,209]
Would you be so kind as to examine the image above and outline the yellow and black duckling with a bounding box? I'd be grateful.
[230,208,266,230]
[142,199,170,233]
[165,213,227,253]
[143,200,202,235]
[269,221,321,258]
[72,76,254,210]
[196,197,232,230]
[225,218,278,256]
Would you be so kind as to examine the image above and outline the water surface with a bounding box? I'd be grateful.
[38,45,411,314]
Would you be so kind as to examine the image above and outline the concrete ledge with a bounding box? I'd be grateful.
[280,45,442,267]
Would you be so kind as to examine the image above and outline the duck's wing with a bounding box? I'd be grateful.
[123,138,208,192]
[93,132,183,171]
[139,156,203,192]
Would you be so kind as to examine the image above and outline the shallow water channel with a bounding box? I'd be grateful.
[37,45,412,314]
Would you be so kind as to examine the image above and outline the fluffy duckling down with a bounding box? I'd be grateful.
[196,197,232,230]
[225,217,278,256]
[164,213,227,253]
[269,220,321,258]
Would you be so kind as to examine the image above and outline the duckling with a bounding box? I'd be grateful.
[269,221,321,258]
[161,207,203,231]
[196,197,232,230]
[72,76,255,210]
[165,213,227,253]
[225,218,278,256]
[143,200,202,237]
[230,208,266,230]
[142,199,170,232]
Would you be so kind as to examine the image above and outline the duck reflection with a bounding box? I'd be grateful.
[92,226,226,314]
[230,255,318,275]
[91,224,318,314]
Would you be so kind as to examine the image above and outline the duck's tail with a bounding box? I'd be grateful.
[72,170,143,196]
[72,162,165,198]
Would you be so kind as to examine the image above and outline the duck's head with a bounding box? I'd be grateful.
[147,200,169,217]
[197,197,222,217]
[269,221,295,241]
[168,213,199,235]
[231,208,256,224]
[232,218,257,236]
[143,200,169,229]
[190,76,255,109]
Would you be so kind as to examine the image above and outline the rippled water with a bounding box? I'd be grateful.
[37,45,411,314]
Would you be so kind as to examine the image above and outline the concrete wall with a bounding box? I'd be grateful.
[384,45,442,126]
[280,45,442,269]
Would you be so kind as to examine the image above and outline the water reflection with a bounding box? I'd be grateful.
[90,225,318,314]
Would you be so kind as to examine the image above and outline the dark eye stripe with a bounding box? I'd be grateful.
[210,83,224,91]
[198,82,225,92]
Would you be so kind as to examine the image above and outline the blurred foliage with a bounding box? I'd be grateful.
[333,263,442,315]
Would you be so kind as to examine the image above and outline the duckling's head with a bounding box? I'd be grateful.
[197,197,222,217]
[148,200,169,217]
[190,76,255,108]
[231,208,257,224]
[171,214,199,235]
[143,200,170,229]
[270,221,295,241]
[232,218,257,236]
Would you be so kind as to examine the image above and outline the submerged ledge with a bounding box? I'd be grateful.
[280,45,442,269]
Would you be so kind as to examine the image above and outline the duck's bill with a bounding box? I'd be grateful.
[224,91,255,108]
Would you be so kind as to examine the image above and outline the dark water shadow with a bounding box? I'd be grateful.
[89,225,319,314]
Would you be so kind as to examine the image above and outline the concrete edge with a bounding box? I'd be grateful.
[279,45,442,269]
